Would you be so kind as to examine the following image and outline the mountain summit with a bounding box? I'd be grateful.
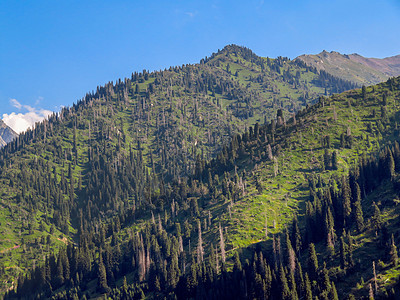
[296,50,400,85]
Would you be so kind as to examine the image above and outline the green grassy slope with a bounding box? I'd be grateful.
[203,77,398,248]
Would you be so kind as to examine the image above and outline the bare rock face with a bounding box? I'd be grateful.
[0,119,18,147]
[296,51,400,86]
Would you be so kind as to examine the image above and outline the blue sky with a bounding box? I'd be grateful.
[1,0,400,133]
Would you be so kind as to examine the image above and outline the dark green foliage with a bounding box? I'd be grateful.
[372,202,382,231]
[353,183,364,232]
[304,273,313,300]
[307,243,318,280]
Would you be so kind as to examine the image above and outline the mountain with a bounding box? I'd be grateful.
[296,50,400,86]
[348,53,400,77]
[1,45,400,299]
[0,120,17,147]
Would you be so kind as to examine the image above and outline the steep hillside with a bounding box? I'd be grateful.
[0,120,17,147]
[0,44,358,293]
[6,75,400,299]
[0,46,389,298]
[297,50,400,86]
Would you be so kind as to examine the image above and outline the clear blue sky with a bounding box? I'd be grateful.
[1,0,400,132]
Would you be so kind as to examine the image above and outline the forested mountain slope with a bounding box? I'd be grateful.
[0,45,393,299]
[297,50,400,86]
[6,75,400,300]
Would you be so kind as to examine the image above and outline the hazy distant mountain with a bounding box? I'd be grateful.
[0,119,17,146]
[296,50,400,85]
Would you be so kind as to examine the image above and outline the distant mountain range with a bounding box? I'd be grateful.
[296,50,400,86]
[0,119,17,147]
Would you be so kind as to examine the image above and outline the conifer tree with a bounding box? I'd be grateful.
[291,217,302,255]
[304,273,313,300]
[307,243,318,280]
[331,150,338,170]
[279,265,290,300]
[288,270,299,300]
[353,183,364,232]
[340,236,347,269]
[347,234,355,268]
[329,282,339,300]
[321,262,331,292]
[362,85,367,101]
[372,202,382,232]
[233,251,242,272]
[386,149,395,180]
[342,176,352,227]
[55,255,64,287]
[97,251,109,293]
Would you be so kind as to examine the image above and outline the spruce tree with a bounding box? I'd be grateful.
[55,255,64,288]
[329,282,339,300]
[353,183,364,232]
[372,202,382,232]
[339,236,347,269]
[304,273,313,300]
[291,217,302,255]
[386,149,395,180]
[233,251,242,272]
[307,243,318,281]
[279,265,290,300]
[97,251,109,293]
[342,176,352,227]
[331,151,338,170]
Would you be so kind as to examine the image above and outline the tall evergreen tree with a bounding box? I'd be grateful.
[97,251,109,293]
[342,176,352,227]
[307,243,318,281]
[353,183,364,232]
[304,273,313,300]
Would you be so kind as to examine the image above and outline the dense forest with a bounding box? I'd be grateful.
[1,45,399,299]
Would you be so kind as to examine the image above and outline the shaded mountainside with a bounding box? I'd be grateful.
[297,50,400,86]
[0,120,17,147]
[0,45,399,299]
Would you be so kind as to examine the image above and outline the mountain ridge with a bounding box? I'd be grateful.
[348,52,400,77]
[296,50,400,86]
